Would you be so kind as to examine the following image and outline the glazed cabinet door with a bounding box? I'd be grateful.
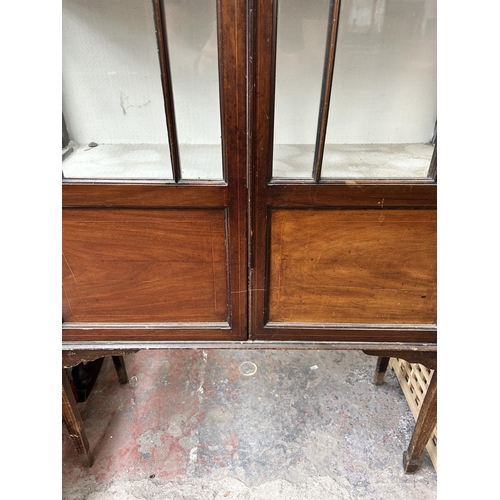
[63,0,437,345]
[248,0,437,342]
[62,0,248,341]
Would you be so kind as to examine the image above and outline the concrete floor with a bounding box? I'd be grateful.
[62,349,437,499]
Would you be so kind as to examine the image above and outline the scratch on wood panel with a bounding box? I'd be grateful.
[62,252,79,284]
[276,221,285,311]
[351,262,414,283]
[210,223,217,312]
[62,283,74,317]
[277,284,429,291]
[261,102,269,120]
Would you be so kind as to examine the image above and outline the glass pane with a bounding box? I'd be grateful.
[272,0,437,180]
[323,0,436,178]
[273,0,330,179]
[163,0,223,180]
[62,0,173,180]
[62,0,223,181]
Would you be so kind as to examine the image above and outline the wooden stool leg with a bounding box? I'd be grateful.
[112,355,129,384]
[373,356,390,385]
[403,370,437,473]
[62,369,93,467]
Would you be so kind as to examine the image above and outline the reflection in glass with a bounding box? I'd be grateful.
[273,0,437,179]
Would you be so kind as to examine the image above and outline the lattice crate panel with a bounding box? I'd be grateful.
[389,358,437,471]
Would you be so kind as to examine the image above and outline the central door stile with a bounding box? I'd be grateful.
[219,0,250,340]
[247,0,275,340]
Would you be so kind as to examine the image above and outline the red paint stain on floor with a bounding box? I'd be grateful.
[63,351,206,483]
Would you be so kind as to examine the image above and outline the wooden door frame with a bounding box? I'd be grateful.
[62,0,248,342]
[247,0,437,344]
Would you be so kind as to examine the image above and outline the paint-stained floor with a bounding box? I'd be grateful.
[62,349,437,499]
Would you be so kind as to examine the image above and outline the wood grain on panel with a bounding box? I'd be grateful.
[63,209,228,323]
[268,209,436,325]
[62,184,227,208]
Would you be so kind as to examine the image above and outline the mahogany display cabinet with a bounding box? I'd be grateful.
[62,0,437,472]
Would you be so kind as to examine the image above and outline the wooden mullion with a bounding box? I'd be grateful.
[152,0,181,182]
[428,142,437,181]
[312,0,342,183]
[217,0,227,183]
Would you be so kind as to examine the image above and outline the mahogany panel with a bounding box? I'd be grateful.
[268,209,436,325]
[266,182,436,208]
[259,325,436,343]
[62,183,227,208]
[63,208,228,323]
[62,326,238,342]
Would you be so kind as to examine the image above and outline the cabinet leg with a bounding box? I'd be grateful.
[62,369,93,467]
[373,356,390,385]
[112,355,129,384]
[71,359,104,402]
[403,370,437,473]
